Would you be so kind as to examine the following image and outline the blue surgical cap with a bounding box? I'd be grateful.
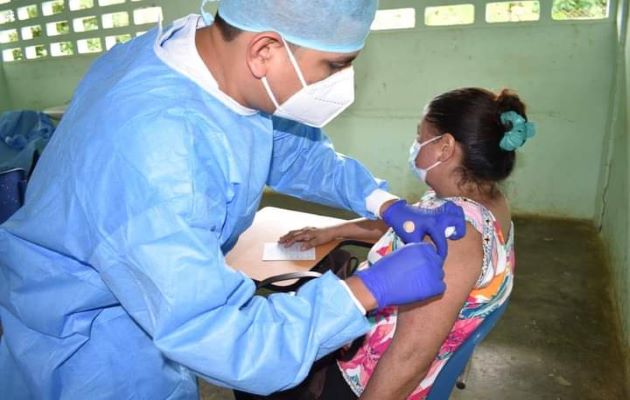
[217,0,379,53]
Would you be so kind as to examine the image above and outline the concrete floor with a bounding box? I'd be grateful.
[200,195,628,399]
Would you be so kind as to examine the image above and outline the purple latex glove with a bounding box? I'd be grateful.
[356,242,445,310]
[383,199,466,258]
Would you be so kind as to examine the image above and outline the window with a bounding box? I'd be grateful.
[102,12,129,29]
[98,0,125,6]
[46,20,70,36]
[425,4,475,26]
[17,4,38,21]
[25,44,46,59]
[0,0,163,62]
[42,0,65,16]
[50,41,73,56]
[486,1,540,23]
[21,24,42,40]
[0,28,17,43]
[133,7,162,25]
[105,33,131,49]
[552,0,609,20]
[74,16,99,32]
[69,0,94,11]
[371,8,416,31]
[77,37,102,53]
[0,9,14,25]
[2,47,23,61]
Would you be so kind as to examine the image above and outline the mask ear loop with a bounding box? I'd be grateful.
[424,160,443,173]
[417,134,443,150]
[416,135,444,169]
[261,36,307,111]
[261,76,281,109]
[280,37,308,88]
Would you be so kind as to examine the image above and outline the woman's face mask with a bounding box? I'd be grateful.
[261,37,355,128]
[408,135,443,183]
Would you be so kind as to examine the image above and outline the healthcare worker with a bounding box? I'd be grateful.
[0,1,466,399]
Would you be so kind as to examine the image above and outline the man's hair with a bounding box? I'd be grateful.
[214,13,243,42]
[214,12,299,51]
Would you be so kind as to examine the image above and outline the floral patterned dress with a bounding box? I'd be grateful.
[337,190,515,399]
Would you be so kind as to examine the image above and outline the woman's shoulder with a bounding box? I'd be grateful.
[416,190,494,235]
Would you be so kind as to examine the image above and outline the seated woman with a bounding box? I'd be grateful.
[278,87,534,399]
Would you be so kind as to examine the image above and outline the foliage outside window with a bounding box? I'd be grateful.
[69,0,94,11]
[3,47,24,61]
[425,4,475,26]
[371,8,416,30]
[486,1,540,23]
[552,0,608,20]
[1,0,163,61]
[17,4,38,20]
[0,28,17,43]
[51,40,74,56]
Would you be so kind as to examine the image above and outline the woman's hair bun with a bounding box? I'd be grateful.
[496,89,527,125]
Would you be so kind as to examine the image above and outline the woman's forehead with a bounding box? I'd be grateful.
[417,119,429,137]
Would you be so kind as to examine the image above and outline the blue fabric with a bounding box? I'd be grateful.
[269,117,387,215]
[0,26,385,399]
[0,110,54,172]
[0,168,26,224]
[217,0,378,52]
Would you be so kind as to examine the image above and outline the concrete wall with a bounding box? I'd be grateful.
[1,0,205,112]
[325,5,617,220]
[0,65,10,111]
[0,0,620,221]
[3,55,95,111]
[597,0,630,366]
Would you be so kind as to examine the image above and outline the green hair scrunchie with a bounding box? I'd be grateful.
[500,111,536,151]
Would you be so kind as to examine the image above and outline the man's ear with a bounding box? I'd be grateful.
[245,32,284,79]
[438,133,457,162]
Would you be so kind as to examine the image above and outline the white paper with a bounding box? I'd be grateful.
[262,242,316,261]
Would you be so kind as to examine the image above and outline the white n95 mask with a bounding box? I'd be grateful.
[261,38,355,128]
[408,135,443,183]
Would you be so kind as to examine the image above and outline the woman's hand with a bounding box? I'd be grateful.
[278,226,339,250]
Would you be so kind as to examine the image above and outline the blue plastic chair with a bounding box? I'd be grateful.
[427,300,510,399]
[0,168,26,224]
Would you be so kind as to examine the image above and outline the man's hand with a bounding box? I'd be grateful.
[382,200,466,258]
[355,243,446,310]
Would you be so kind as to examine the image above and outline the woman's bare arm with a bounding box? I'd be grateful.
[279,218,388,249]
[360,222,482,399]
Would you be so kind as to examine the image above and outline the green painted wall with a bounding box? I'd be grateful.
[625,0,629,369]
[598,0,630,359]
[325,10,617,220]
[4,56,95,111]
[1,0,205,111]
[0,1,620,221]
[0,65,9,111]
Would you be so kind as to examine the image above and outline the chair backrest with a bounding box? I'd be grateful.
[0,168,26,224]
[426,300,510,400]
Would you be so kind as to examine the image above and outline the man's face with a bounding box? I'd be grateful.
[265,43,359,105]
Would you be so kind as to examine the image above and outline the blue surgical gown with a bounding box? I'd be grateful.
[0,22,387,400]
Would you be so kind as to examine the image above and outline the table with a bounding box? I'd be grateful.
[225,207,350,285]
[42,104,67,120]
